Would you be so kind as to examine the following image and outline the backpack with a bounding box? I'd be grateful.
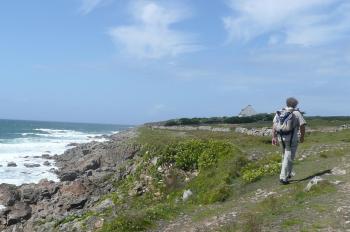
[274,108,297,135]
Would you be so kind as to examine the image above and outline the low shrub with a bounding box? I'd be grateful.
[160,139,240,172]
[241,154,281,183]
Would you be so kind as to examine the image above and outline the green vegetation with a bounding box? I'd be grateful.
[163,114,274,126]
[241,153,281,183]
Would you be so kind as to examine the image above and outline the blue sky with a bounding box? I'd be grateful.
[1,0,350,125]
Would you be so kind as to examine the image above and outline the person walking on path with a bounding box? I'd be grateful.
[272,97,306,185]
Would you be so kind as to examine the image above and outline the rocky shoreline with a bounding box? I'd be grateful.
[0,129,139,232]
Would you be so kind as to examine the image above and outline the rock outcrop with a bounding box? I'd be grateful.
[0,129,139,232]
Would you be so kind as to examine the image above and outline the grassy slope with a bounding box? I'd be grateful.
[95,118,350,232]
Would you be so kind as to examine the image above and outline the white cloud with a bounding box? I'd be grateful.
[108,1,200,59]
[223,0,350,46]
[79,0,106,14]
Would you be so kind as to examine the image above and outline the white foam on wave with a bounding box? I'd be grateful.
[0,128,117,186]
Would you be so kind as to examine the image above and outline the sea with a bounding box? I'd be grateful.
[0,119,130,186]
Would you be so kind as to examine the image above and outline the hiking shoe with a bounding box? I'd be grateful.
[288,171,296,179]
[279,179,290,185]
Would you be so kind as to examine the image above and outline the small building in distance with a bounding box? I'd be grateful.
[238,105,258,117]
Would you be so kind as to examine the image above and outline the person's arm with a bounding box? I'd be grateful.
[299,124,305,143]
[272,128,278,145]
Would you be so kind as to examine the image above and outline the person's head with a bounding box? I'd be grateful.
[286,97,298,108]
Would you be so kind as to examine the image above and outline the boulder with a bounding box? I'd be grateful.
[36,179,59,199]
[7,202,32,226]
[59,172,78,182]
[60,181,86,196]
[0,184,20,206]
[20,185,39,204]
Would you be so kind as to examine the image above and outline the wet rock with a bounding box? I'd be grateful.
[7,202,31,226]
[43,161,51,166]
[41,154,52,159]
[7,162,17,167]
[24,163,41,168]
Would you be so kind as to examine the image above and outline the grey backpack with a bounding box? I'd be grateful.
[274,109,297,135]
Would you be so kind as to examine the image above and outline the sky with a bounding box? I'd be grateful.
[0,0,350,125]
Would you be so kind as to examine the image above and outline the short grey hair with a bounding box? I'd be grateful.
[286,97,299,108]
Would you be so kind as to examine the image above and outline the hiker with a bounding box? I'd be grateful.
[272,97,306,185]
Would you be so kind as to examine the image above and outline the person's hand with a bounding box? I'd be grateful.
[299,137,304,143]
[272,137,278,146]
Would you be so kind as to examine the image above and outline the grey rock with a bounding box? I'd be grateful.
[43,161,51,166]
[128,182,145,197]
[304,176,324,192]
[41,154,52,159]
[59,172,78,182]
[24,163,41,168]
[0,184,20,206]
[182,189,193,201]
[83,216,105,231]
[7,202,31,226]
[91,199,115,214]
[82,158,100,172]
[7,162,17,167]
[67,196,88,211]
[20,185,39,204]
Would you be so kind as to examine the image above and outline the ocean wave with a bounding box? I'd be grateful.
[0,128,118,186]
